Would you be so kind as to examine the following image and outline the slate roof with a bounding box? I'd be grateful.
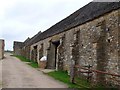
[14,41,23,49]
[23,37,30,46]
[27,2,120,45]
[26,31,41,46]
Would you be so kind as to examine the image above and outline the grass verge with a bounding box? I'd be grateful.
[13,55,115,89]
[47,70,91,89]
[13,55,38,68]
[28,62,38,68]
[47,71,114,90]
[14,55,30,62]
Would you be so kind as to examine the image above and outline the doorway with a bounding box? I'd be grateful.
[33,45,37,62]
[52,41,60,68]
[47,40,60,69]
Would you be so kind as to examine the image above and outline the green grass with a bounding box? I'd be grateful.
[48,70,91,89]
[14,55,30,62]
[13,55,117,89]
[28,62,38,68]
[13,55,38,68]
[47,71,115,90]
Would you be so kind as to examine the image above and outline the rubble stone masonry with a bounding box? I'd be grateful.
[14,2,120,87]
[30,9,120,86]
[0,39,4,60]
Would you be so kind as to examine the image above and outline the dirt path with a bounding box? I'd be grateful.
[2,53,67,88]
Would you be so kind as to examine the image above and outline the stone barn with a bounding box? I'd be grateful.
[0,39,4,60]
[13,41,23,56]
[14,2,120,87]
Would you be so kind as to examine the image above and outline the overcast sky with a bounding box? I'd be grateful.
[0,0,92,51]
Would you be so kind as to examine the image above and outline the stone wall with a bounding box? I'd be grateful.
[13,41,23,56]
[21,45,30,59]
[0,39,4,60]
[76,9,119,86]
[70,9,119,86]
[29,9,119,86]
[118,8,120,80]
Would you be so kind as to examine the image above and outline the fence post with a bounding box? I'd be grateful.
[70,63,75,84]
[87,65,92,82]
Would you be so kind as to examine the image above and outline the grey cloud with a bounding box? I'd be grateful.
[1,0,92,50]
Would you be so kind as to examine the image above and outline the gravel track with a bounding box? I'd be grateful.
[2,53,67,88]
